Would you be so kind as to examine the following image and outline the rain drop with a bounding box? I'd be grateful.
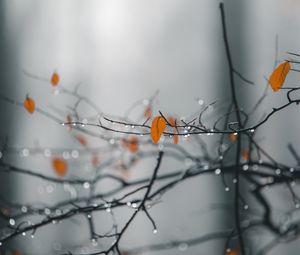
[215,168,221,175]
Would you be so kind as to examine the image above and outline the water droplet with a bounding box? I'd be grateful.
[22,232,26,236]
[63,151,71,160]
[242,165,249,171]
[46,184,54,193]
[9,218,15,226]
[87,214,92,218]
[295,203,300,209]
[109,139,115,145]
[44,208,51,215]
[244,205,249,210]
[83,182,90,189]
[275,168,281,175]
[178,242,188,251]
[215,168,221,175]
[153,228,158,234]
[290,168,295,173]
[225,187,230,192]
[91,239,98,247]
[208,105,214,111]
[44,149,51,157]
[55,209,62,215]
[21,148,29,157]
[31,234,35,239]
[131,125,135,129]
[197,99,204,105]
[21,206,28,213]
[250,129,255,133]
[71,150,79,158]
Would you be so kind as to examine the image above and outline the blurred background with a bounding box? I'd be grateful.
[1,0,300,254]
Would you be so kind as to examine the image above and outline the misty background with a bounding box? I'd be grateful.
[1,0,300,254]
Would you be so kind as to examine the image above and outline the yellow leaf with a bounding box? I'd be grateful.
[151,116,166,144]
[269,61,291,92]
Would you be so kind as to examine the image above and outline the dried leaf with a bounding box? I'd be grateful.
[75,134,88,146]
[269,61,291,92]
[23,96,35,114]
[52,157,68,177]
[151,116,167,144]
[66,114,72,131]
[51,72,60,86]
[144,106,152,119]
[121,136,139,153]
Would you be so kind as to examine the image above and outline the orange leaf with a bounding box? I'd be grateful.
[144,106,152,119]
[173,134,179,144]
[0,207,10,216]
[52,157,68,177]
[151,116,167,144]
[51,72,60,86]
[268,61,291,92]
[168,117,176,126]
[229,133,237,142]
[168,117,179,144]
[23,96,35,114]
[91,153,100,167]
[75,134,88,146]
[121,136,139,153]
[11,250,22,255]
[226,250,239,255]
[242,149,249,161]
